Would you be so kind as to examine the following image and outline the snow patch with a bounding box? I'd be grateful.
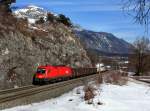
[28,18,36,24]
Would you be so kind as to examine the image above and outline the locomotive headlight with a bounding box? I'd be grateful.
[37,74,44,78]
[66,70,69,73]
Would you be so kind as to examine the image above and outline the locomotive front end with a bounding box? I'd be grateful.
[32,66,47,85]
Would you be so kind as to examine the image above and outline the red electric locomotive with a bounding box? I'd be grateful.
[32,65,73,84]
[33,65,97,85]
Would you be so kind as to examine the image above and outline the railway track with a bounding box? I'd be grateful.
[0,85,35,95]
[0,72,105,110]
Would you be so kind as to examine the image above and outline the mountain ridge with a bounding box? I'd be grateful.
[74,29,133,55]
[13,5,133,55]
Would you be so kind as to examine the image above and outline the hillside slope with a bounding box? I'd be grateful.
[0,6,91,90]
[74,29,132,55]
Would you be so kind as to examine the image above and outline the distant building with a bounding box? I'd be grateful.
[96,63,106,72]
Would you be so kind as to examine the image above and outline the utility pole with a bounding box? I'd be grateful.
[98,56,102,84]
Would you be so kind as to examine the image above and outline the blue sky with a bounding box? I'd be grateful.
[13,0,149,43]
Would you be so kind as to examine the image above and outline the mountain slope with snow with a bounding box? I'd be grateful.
[74,30,133,55]
[13,5,132,55]
[13,5,48,23]
[13,5,59,24]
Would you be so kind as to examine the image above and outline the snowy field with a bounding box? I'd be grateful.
[2,81,150,111]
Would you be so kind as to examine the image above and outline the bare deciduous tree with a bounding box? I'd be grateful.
[129,37,150,76]
[123,0,150,30]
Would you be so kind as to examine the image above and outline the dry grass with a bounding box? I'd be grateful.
[83,85,96,104]
[103,70,128,86]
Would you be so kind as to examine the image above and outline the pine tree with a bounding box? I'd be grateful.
[36,17,45,24]
[47,13,55,22]
[57,14,72,27]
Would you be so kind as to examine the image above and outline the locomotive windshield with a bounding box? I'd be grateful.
[37,68,46,74]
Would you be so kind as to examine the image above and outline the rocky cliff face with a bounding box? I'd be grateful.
[0,7,91,90]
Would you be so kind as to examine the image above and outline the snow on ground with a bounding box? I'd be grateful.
[2,81,150,111]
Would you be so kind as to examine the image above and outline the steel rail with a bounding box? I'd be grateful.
[0,80,76,103]
[0,85,35,95]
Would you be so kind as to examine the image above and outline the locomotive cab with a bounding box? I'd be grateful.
[33,66,50,84]
[36,68,46,79]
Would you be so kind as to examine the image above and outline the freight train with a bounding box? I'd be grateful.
[32,65,97,85]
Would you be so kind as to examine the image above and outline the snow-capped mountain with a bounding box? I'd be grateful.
[13,5,132,55]
[74,29,133,55]
[13,5,57,24]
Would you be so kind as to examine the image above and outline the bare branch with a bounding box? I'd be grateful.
[123,0,150,30]
[129,37,150,75]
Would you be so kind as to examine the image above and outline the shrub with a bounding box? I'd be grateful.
[57,14,72,27]
[47,13,55,22]
[36,17,45,24]
[103,71,128,85]
[84,85,96,104]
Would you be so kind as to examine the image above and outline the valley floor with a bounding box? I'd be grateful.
[2,80,150,111]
